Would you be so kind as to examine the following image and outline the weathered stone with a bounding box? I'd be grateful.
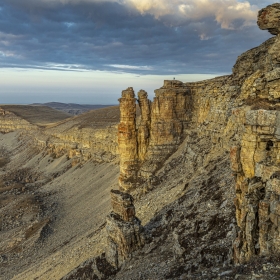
[258,3,280,35]
[137,90,151,161]
[118,81,192,189]
[106,190,145,268]
[267,178,280,195]
[110,190,135,222]
[230,146,241,172]
[118,87,138,191]
[0,107,36,133]
[106,213,145,267]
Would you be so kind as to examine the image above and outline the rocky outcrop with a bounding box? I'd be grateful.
[0,106,119,164]
[137,90,151,162]
[258,3,280,35]
[118,81,192,190]
[115,2,280,267]
[37,125,118,163]
[0,108,36,133]
[106,190,145,268]
[230,6,280,264]
[118,88,138,191]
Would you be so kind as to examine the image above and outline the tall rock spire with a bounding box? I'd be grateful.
[118,87,138,191]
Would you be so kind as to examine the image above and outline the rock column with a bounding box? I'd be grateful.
[106,190,145,268]
[137,90,151,161]
[118,87,138,191]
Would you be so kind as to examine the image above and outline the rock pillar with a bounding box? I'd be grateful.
[106,190,145,268]
[137,90,151,161]
[118,87,138,191]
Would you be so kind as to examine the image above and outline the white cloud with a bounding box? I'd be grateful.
[107,64,153,70]
[125,0,258,29]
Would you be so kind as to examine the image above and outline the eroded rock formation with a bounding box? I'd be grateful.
[118,88,138,191]
[106,190,145,268]
[231,5,280,264]
[115,2,280,267]
[118,81,191,190]
[258,3,280,35]
[0,108,36,132]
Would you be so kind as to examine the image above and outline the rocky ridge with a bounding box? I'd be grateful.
[1,3,280,280]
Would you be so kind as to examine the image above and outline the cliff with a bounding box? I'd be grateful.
[0,105,120,164]
[0,108,37,133]
[2,3,280,279]
[114,2,280,271]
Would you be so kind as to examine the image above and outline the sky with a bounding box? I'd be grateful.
[0,0,276,104]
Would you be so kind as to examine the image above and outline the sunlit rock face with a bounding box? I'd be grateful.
[258,3,280,35]
[0,108,36,132]
[118,81,192,190]
[117,87,138,191]
[115,2,280,266]
[231,5,280,264]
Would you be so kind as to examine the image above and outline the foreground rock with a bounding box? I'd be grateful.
[258,3,280,35]
[106,190,145,268]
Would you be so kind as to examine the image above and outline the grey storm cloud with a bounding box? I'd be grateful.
[0,0,276,75]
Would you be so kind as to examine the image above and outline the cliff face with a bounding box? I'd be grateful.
[230,4,280,263]
[0,108,36,132]
[1,4,280,278]
[115,2,280,267]
[118,76,238,191]
[0,106,119,164]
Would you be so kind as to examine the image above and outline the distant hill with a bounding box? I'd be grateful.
[31,102,116,115]
[0,105,72,125]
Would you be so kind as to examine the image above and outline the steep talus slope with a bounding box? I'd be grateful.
[116,138,236,279]
[0,107,122,279]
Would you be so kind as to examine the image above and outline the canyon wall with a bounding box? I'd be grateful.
[37,126,118,163]
[118,75,238,191]
[0,108,36,132]
[0,107,119,163]
[116,2,280,265]
[0,3,279,270]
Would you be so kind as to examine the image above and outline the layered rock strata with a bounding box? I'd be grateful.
[231,4,280,263]
[0,106,119,164]
[118,88,138,190]
[258,3,280,35]
[115,2,280,267]
[118,81,191,190]
[0,108,36,132]
[106,190,145,268]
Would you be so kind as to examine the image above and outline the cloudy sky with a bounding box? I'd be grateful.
[0,0,276,104]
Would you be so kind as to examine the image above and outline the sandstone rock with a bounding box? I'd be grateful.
[106,190,145,268]
[0,108,36,133]
[137,90,151,161]
[118,87,138,191]
[118,81,191,190]
[258,3,280,35]
[110,190,135,222]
